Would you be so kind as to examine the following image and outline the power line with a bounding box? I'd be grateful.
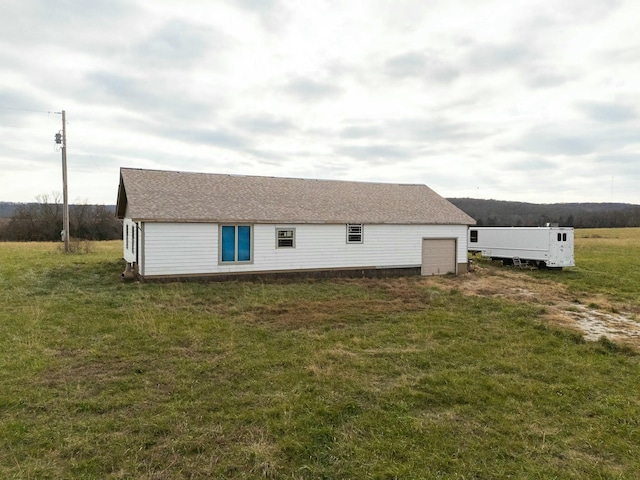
[0,106,55,114]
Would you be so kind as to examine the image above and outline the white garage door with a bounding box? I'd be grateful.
[422,239,456,276]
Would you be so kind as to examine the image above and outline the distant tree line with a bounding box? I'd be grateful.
[0,195,122,241]
[2,195,638,241]
[449,198,640,228]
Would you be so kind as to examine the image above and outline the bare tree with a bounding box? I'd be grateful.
[0,193,122,241]
[1,193,62,241]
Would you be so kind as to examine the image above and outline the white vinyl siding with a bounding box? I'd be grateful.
[122,217,136,264]
[143,223,218,276]
[140,223,469,277]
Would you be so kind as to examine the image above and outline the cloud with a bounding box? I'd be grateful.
[508,157,558,172]
[599,45,640,64]
[281,77,342,101]
[86,72,147,100]
[132,20,226,69]
[578,101,637,123]
[0,142,55,169]
[594,154,640,174]
[174,127,249,150]
[0,89,51,125]
[507,128,597,156]
[233,0,288,31]
[29,0,132,24]
[233,115,296,135]
[2,0,137,50]
[2,0,640,205]
[388,118,480,143]
[235,0,280,12]
[84,71,212,119]
[524,65,575,88]
[466,43,532,71]
[68,153,124,172]
[554,0,623,22]
[384,51,460,83]
[116,116,249,150]
[506,123,640,157]
[335,144,413,163]
[339,125,384,139]
[337,117,480,145]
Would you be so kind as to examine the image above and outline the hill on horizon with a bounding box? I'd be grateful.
[448,198,640,228]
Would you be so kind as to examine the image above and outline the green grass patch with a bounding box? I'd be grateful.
[531,228,640,307]
[1,239,640,478]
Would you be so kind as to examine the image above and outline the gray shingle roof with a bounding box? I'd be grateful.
[116,168,475,225]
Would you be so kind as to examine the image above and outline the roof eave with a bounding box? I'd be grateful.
[121,218,477,225]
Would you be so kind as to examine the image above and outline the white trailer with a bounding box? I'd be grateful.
[468,227,574,269]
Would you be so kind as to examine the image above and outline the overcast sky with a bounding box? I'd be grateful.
[1,0,639,205]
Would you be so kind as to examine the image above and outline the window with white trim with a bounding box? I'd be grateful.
[470,230,478,243]
[125,224,129,249]
[276,228,295,248]
[346,224,363,243]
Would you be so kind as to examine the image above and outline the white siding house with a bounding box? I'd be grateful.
[115,168,476,281]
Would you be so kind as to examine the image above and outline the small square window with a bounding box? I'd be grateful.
[276,228,295,248]
[470,230,478,243]
[347,224,363,243]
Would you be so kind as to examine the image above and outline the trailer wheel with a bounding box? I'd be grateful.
[537,261,547,269]
[502,258,513,266]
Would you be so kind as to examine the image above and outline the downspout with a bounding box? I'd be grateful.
[135,222,140,277]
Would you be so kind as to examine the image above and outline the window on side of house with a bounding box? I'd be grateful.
[276,228,295,248]
[220,225,253,263]
[126,224,129,250]
[346,224,363,244]
[563,233,567,241]
[470,230,478,243]
[132,225,135,254]
[557,233,562,242]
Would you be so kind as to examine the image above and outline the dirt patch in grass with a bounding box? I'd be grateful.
[232,278,432,329]
[198,270,640,348]
[438,263,640,348]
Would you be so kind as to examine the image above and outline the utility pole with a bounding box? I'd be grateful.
[55,110,70,253]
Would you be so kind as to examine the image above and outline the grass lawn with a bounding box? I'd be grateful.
[536,227,640,307]
[1,235,640,479]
